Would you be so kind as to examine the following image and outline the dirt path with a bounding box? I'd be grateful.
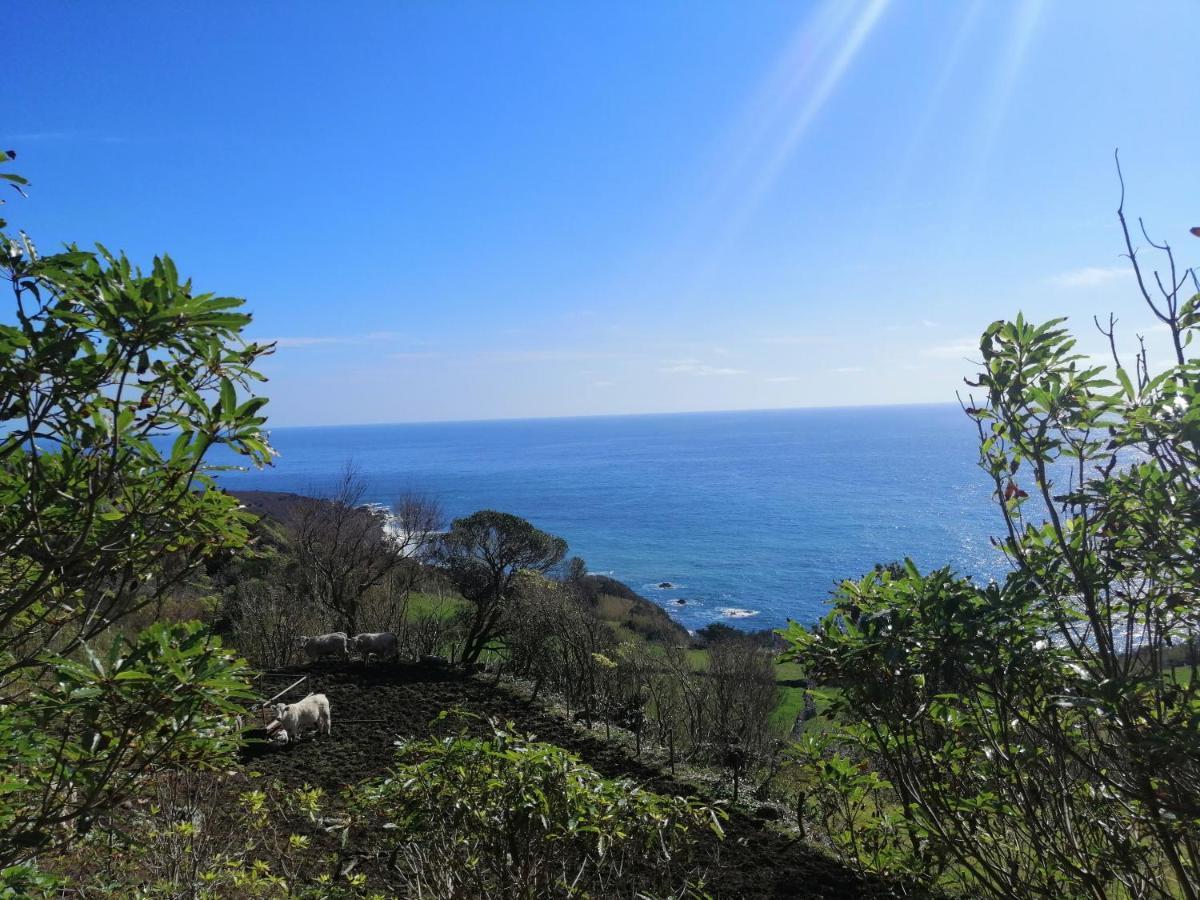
[241,662,902,899]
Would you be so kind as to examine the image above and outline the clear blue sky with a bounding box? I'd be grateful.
[7,1,1199,425]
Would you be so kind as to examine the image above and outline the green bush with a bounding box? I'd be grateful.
[37,771,371,899]
[0,153,273,870]
[346,713,725,898]
[782,204,1200,897]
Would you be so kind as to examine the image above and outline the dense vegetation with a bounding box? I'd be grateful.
[222,489,789,804]
[0,159,786,897]
[0,151,274,889]
[781,184,1200,896]
[6,148,1197,897]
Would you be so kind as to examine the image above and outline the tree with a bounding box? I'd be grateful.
[284,465,441,635]
[387,489,446,625]
[707,637,779,802]
[781,175,1200,897]
[562,556,588,588]
[0,153,271,873]
[439,510,567,666]
[501,571,569,699]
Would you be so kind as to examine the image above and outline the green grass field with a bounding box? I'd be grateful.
[406,591,468,620]
[770,658,807,732]
[683,648,823,735]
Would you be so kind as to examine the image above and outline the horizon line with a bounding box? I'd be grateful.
[264,398,963,431]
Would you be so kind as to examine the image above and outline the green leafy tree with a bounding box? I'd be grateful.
[0,152,273,874]
[439,510,567,665]
[782,180,1200,897]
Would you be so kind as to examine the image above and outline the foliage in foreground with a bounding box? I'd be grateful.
[41,719,722,899]
[0,153,273,873]
[782,200,1200,897]
[40,771,367,899]
[348,714,725,899]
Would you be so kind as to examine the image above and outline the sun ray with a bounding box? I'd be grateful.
[884,0,986,207]
[684,0,893,280]
[741,0,892,221]
[959,0,1045,204]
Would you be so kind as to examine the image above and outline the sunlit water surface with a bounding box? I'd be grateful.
[210,404,1011,631]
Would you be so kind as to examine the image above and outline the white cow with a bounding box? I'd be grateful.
[297,632,349,662]
[353,631,398,664]
[271,693,331,743]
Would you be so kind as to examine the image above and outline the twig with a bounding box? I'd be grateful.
[255,675,308,710]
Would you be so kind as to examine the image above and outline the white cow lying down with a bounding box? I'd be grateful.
[271,693,331,743]
[353,631,398,663]
[298,632,349,662]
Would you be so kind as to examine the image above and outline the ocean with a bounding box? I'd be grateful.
[210,403,1009,631]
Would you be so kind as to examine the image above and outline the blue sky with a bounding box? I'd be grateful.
[7,1,1199,425]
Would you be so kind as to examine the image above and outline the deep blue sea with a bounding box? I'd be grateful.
[210,404,1010,632]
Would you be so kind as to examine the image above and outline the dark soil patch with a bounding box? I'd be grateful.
[241,662,903,899]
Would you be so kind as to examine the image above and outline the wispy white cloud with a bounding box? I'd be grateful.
[3,132,75,142]
[922,338,979,360]
[765,375,804,383]
[389,351,441,360]
[760,334,835,346]
[2,131,127,145]
[262,332,411,349]
[489,349,617,363]
[886,320,940,333]
[661,359,747,376]
[271,336,347,348]
[1051,266,1131,288]
[829,366,865,374]
[592,380,616,388]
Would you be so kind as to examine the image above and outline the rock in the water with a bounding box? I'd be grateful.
[674,598,687,605]
[658,581,674,589]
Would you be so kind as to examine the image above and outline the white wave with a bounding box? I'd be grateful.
[719,607,760,619]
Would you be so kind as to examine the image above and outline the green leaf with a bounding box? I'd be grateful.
[220,378,237,417]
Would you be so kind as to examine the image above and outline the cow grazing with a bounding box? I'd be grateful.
[297,632,349,662]
[353,631,398,664]
[271,693,331,743]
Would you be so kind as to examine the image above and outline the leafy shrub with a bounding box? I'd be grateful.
[0,155,273,867]
[786,730,914,882]
[38,770,370,898]
[782,202,1200,896]
[346,714,725,898]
